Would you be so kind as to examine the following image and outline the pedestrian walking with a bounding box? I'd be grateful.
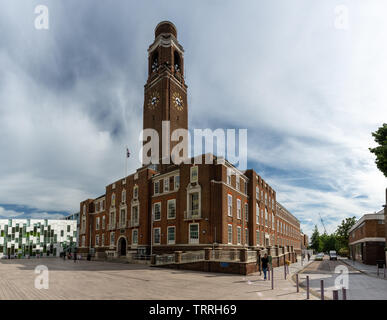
[74,251,77,263]
[261,253,269,280]
[62,251,66,260]
[307,253,310,261]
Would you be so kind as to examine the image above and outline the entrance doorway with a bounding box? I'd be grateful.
[118,237,127,257]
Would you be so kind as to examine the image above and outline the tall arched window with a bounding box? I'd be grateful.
[111,193,115,206]
[122,189,126,203]
[151,51,159,72]
[174,51,181,72]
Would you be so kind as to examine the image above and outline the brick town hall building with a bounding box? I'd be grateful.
[79,21,302,258]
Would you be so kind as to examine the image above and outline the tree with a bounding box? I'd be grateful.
[310,225,320,253]
[369,123,387,177]
[319,233,337,252]
[335,217,356,248]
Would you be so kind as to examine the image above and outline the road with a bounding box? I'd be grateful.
[299,255,387,300]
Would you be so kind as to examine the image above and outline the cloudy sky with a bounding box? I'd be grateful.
[0,0,386,236]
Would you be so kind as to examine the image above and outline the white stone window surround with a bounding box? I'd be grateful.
[186,183,201,218]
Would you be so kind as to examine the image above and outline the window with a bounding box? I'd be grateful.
[244,181,248,194]
[110,232,115,246]
[83,204,86,215]
[265,208,268,227]
[101,234,105,246]
[227,169,232,185]
[244,203,248,221]
[153,228,161,244]
[133,186,138,199]
[81,214,86,233]
[245,228,249,245]
[236,176,240,190]
[256,186,259,200]
[120,209,126,227]
[153,203,161,221]
[167,199,176,219]
[102,216,105,229]
[189,192,199,216]
[227,224,233,244]
[154,181,160,195]
[174,175,180,189]
[122,190,126,203]
[256,231,260,245]
[237,226,241,244]
[237,199,241,219]
[132,229,138,244]
[111,193,115,206]
[256,204,259,224]
[96,217,100,230]
[82,235,85,247]
[167,226,175,244]
[190,166,198,182]
[227,194,233,217]
[132,205,139,224]
[95,235,99,246]
[164,178,169,192]
[189,223,199,244]
[102,200,105,210]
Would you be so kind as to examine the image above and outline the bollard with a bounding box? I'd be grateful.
[320,280,324,300]
[377,264,379,276]
[384,264,386,279]
[306,276,310,300]
[268,265,271,281]
[271,267,274,290]
[296,274,299,293]
[333,290,339,300]
[284,263,287,279]
[342,287,347,300]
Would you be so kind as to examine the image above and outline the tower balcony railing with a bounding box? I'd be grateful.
[184,210,201,220]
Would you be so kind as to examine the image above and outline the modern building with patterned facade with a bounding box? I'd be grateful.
[79,21,303,258]
[0,219,77,258]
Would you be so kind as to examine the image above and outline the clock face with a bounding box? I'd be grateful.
[172,92,184,111]
[147,91,160,110]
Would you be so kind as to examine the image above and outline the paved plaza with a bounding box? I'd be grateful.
[0,258,315,300]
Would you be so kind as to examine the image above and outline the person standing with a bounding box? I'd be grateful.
[261,253,269,280]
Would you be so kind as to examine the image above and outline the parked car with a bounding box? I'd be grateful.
[329,250,337,260]
[315,253,324,261]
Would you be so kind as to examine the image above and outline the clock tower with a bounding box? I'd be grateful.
[142,21,188,168]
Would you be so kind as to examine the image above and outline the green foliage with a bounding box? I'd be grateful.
[310,217,357,254]
[335,217,356,251]
[369,123,387,178]
[310,225,320,252]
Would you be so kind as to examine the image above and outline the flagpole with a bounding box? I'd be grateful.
[125,145,128,178]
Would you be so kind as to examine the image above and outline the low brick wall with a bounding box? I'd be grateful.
[153,251,296,275]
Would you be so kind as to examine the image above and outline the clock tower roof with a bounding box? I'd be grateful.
[155,21,177,38]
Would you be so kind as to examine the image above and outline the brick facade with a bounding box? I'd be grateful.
[349,210,386,265]
[79,21,303,258]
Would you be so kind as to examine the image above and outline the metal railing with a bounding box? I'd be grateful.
[184,210,201,220]
[247,250,257,263]
[211,249,240,262]
[155,254,175,265]
[181,250,205,263]
[128,220,139,228]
